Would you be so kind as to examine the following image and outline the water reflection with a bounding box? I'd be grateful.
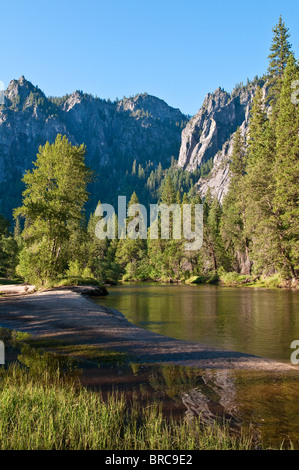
[80,360,299,449]
[96,284,299,361]
[93,284,299,447]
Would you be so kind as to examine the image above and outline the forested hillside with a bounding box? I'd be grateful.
[0,17,298,286]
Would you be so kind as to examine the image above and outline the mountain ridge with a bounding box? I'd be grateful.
[178,78,266,201]
[0,75,264,220]
[0,76,187,219]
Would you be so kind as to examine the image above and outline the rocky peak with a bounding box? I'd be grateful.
[193,80,266,202]
[202,87,230,114]
[117,93,185,122]
[178,79,264,173]
[0,76,187,219]
[62,90,88,112]
[5,76,44,110]
[196,120,248,203]
[3,76,57,119]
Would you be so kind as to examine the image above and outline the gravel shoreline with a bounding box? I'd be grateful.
[0,285,297,372]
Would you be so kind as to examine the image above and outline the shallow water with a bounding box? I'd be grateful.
[78,361,299,449]
[95,283,299,361]
[93,283,299,448]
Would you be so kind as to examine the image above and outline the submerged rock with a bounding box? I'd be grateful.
[71,285,109,296]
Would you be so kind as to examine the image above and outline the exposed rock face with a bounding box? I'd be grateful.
[117,93,183,122]
[178,80,264,201]
[1,77,67,178]
[0,77,186,219]
[0,75,267,220]
[178,88,231,171]
[196,143,231,203]
[197,120,248,202]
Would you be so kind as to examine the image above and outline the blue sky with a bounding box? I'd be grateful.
[1,0,299,115]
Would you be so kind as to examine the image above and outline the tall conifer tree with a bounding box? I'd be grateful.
[268,15,293,102]
[273,54,299,277]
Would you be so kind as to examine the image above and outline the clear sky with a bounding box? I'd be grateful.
[1,0,299,115]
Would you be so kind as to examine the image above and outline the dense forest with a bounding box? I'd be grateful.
[0,17,298,287]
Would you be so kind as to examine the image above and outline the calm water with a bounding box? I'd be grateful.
[96,283,299,361]
[94,283,299,448]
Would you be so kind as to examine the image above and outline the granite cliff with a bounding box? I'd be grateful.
[0,76,187,219]
[178,78,265,201]
[0,76,266,221]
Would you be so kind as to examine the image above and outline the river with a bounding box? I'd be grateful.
[94,283,299,448]
[96,283,299,361]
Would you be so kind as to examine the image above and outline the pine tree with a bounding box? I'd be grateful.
[200,192,228,274]
[176,190,181,205]
[13,215,23,248]
[243,81,295,277]
[83,205,121,284]
[157,162,163,183]
[244,96,277,274]
[268,16,293,102]
[115,192,147,279]
[229,127,246,177]
[247,87,268,158]
[273,54,299,278]
[138,164,145,179]
[182,193,189,205]
[160,175,176,205]
[221,128,250,273]
[147,177,188,280]
[86,204,109,269]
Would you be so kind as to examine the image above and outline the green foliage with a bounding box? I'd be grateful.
[5,19,298,286]
[273,55,299,277]
[14,135,92,285]
[199,192,230,274]
[213,22,297,281]
[115,192,148,280]
[0,359,256,450]
[0,215,18,277]
[221,128,250,274]
[241,53,298,279]
[267,15,293,102]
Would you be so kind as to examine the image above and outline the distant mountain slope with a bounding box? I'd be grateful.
[0,75,267,222]
[0,76,187,219]
[178,78,265,201]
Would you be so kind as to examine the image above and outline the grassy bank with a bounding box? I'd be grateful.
[186,271,298,289]
[0,278,23,286]
[0,329,260,450]
[0,366,255,450]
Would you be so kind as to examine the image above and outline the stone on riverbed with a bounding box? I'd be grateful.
[70,285,109,296]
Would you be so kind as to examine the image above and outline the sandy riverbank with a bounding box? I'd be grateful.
[0,285,297,371]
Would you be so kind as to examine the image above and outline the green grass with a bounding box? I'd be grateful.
[185,273,220,285]
[23,337,128,367]
[218,271,253,286]
[42,343,128,366]
[250,274,283,289]
[57,276,102,287]
[0,277,23,286]
[218,272,286,288]
[0,362,256,450]
[185,270,294,289]
[0,330,261,450]
[3,328,287,450]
